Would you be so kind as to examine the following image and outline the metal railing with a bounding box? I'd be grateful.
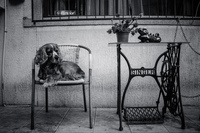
[32,0,200,22]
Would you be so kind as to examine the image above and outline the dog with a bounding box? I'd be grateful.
[138,28,161,43]
[35,43,85,87]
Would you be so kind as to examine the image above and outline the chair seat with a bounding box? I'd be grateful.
[35,78,85,85]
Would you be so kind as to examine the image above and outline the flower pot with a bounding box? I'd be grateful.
[116,32,130,42]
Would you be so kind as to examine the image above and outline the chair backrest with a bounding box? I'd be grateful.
[58,44,80,64]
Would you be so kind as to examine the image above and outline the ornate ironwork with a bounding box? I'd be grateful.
[124,107,163,124]
[159,43,185,128]
[120,42,185,129]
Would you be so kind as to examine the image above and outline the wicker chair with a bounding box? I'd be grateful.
[31,43,92,129]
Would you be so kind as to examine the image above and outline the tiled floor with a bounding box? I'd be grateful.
[0,105,199,133]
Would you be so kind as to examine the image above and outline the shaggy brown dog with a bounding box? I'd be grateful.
[35,43,85,87]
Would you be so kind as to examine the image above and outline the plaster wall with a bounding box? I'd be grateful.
[2,1,200,107]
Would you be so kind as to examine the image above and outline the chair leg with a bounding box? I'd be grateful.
[31,82,35,130]
[45,87,48,112]
[82,84,87,112]
[88,82,92,128]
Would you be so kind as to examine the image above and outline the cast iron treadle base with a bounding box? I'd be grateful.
[123,107,164,124]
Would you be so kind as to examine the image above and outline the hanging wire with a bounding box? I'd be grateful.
[179,23,200,56]
[174,18,200,56]
[182,94,200,98]
[174,18,200,98]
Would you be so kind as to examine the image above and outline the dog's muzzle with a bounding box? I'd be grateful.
[51,51,60,63]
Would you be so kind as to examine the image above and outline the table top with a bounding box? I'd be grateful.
[108,42,189,46]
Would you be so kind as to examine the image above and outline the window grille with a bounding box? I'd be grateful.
[32,0,200,22]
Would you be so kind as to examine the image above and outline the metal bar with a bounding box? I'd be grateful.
[191,0,194,18]
[165,0,167,18]
[86,0,88,18]
[120,51,132,110]
[50,0,53,20]
[32,0,200,23]
[122,0,124,18]
[88,47,92,129]
[68,0,70,10]
[113,0,115,18]
[183,0,185,18]
[59,0,61,19]
[68,0,70,19]
[89,67,92,128]
[176,43,185,129]
[148,0,150,18]
[42,0,44,20]
[32,0,34,21]
[174,0,176,18]
[77,0,79,17]
[45,87,48,112]
[117,44,123,131]
[157,0,159,17]
[94,0,96,18]
[82,84,87,112]
[31,59,35,129]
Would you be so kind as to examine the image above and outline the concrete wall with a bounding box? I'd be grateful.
[2,1,200,107]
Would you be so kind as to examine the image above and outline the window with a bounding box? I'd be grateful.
[43,0,83,17]
[32,0,200,22]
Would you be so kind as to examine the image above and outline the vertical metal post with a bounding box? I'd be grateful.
[31,60,35,130]
[174,0,177,18]
[117,44,123,131]
[45,87,48,112]
[82,84,87,112]
[148,0,150,17]
[89,53,92,128]
[165,0,168,17]
[31,0,34,21]
[177,43,185,129]
[77,0,80,18]
[50,0,53,19]
[183,0,185,18]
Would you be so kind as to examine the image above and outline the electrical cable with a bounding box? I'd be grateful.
[174,18,200,56]
[181,94,200,98]
[174,19,200,98]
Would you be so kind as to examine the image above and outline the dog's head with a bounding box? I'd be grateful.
[35,43,62,65]
[138,28,149,35]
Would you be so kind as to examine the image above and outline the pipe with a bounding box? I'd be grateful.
[1,0,7,106]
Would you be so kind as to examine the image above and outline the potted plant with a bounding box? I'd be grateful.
[107,15,138,42]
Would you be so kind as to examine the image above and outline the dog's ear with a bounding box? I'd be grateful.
[52,43,61,55]
[52,43,62,63]
[35,45,48,65]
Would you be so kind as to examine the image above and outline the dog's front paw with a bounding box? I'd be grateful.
[43,82,49,88]
[43,81,58,87]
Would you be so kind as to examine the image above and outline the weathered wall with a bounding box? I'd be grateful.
[2,1,200,107]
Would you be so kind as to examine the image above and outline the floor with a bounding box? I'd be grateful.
[0,105,199,133]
